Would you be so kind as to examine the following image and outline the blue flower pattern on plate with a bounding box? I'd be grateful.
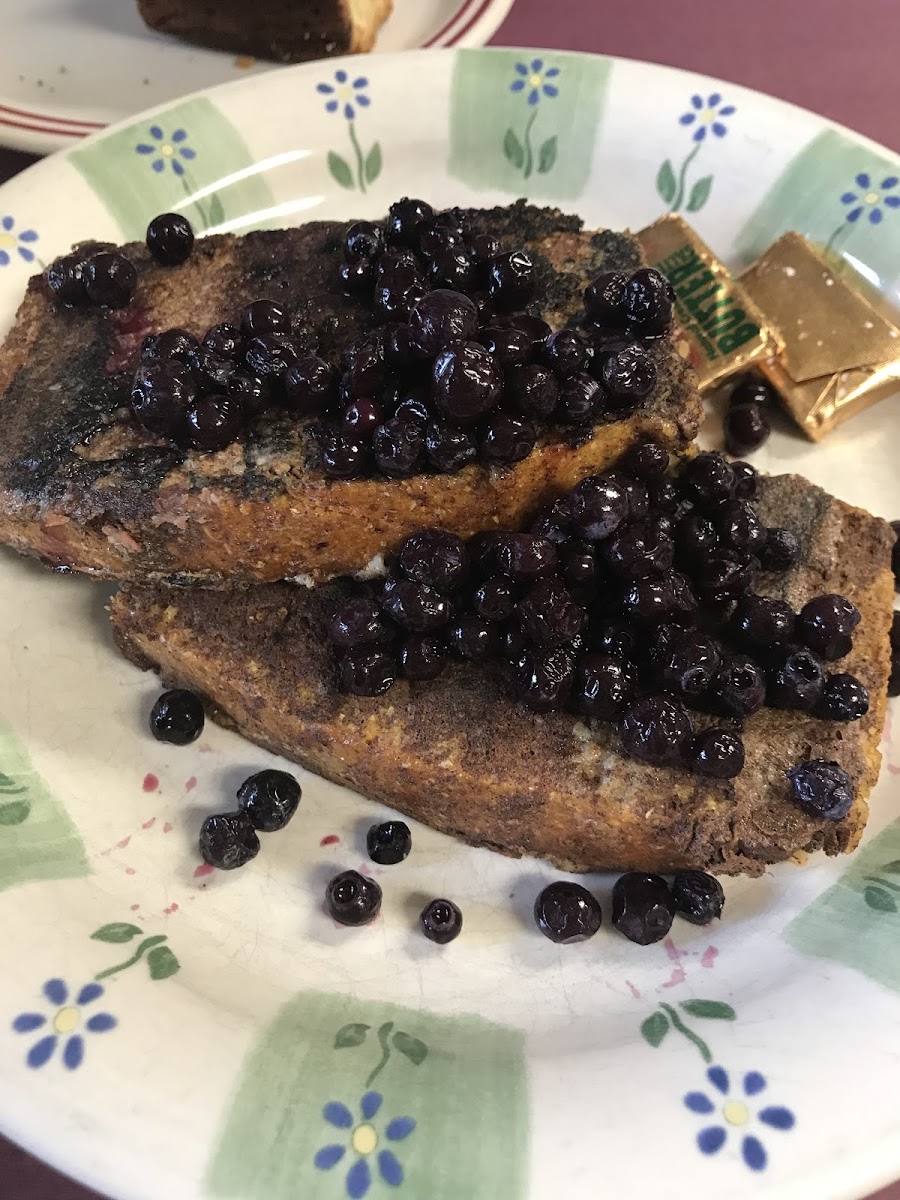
[12,978,117,1070]
[509,59,560,107]
[679,92,736,142]
[840,172,900,225]
[135,125,197,176]
[314,1090,416,1196]
[317,71,371,122]
[0,215,38,266]
[684,1066,795,1171]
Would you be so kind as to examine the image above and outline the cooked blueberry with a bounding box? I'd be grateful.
[384,323,413,367]
[796,594,860,660]
[759,527,800,572]
[679,452,735,506]
[397,529,468,592]
[46,253,87,305]
[495,535,557,583]
[339,259,375,295]
[146,212,194,265]
[621,575,677,625]
[237,769,301,832]
[386,197,434,247]
[787,759,853,820]
[600,344,656,404]
[185,393,243,451]
[768,645,825,711]
[478,324,532,366]
[131,362,196,437]
[187,345,237,392]
[559,542,598,591]
[343,398,384,438]
[619,696,692,764]
[587,619,637,659]
[473,575,518,622]
[569,474,629,541]
[320,428,367,478]
[675,512,718,561]
[326,869,383,926]
[228,372,267,415]
[890,648,900,698]
[730,460,759,499]
[394,392,432,429]
[83,252,137,308]
[510,647,575,712]
[376,248,418,277]
[418,221,465,259]
[506,364,559,420]
[518,578,586,648]
[571,654,636,719]
[891,611,900,651]
[446,615,498,662]
[672,871,725,924]
[344,338,386,398]
[687,728,745,778]
[653,628,722,698]
[584,270,628,326]
[241,299,290,337]
[400,635,447,681]
[612,872,676,945]
[817,673,869,721]
[624,267,673,336]
[408,289,478,359]
[421,898,463,944]
[556,372,600,424]
[345,220,385,262]
[373,418,424,477]
[244,333,298,384]
[381,575,451,632]
[694,551,758,599]
[374,262,427,321]
[709,656,766,716]
[731,595,795,650]
[432,341,503,424]
[367,820,412,864]
[669,571,700,627]
[714,500,767,555]
[725,403,771,457]
[730,374,776,408]
[150,688,204,745]
[529,499,572,545]
[327,597,392,648]
[510,315,552,357]
[608,472,650,522]
[199,811,260,870]
[427,246,477,291]
[622,440,669,482]
[534,880,602,943]
[424,420,477,472]
[487,250,534,309]
[892,520,900,590]
[481,415,536,464]
[202,323,243,361]
[470,232,501,263]
[338,649,397,696]
[544,328,588,377]
[604,519,674,579]
[649,478,680,513]
[498,622,527,661]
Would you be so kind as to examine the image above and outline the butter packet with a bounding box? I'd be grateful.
[637,214,781,389]
[739,232,900,441]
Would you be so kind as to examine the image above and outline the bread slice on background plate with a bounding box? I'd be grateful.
[111,473,894,878]
[136,0,394,63]
[0,203,701,587]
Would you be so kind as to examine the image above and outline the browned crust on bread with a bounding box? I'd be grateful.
[0,205,702,585]
[110,473,894,876]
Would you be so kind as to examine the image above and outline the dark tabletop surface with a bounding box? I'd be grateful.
[2,0,899,1196]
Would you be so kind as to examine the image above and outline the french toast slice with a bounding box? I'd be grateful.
[0,203,701,586]
[110,473,894,877]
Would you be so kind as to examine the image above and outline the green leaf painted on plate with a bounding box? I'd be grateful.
[91,922,143,943]
[686,174,713,213]
[0,800,30,825]
[537,135,558,174]
[865,885,897,913]
[328,151,354,190]
[640,1011,669,1048]
[656,159,677,205]
[147,944,181,980]
[334,1023,370,1049]
[679,999,736,1020]
[880,859,900,874]
[207,192,225,228]
[364,143,382,185]
[503,128,524,170]
[393,1030,428,1066]
[0,771,25,795]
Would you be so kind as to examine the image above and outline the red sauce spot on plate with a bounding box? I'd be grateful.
[194,862,215,878]
[142,774,159,793]
[320,834,340,846]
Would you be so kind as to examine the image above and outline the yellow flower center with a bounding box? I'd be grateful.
[160,143,175,157]
[53,1006,80,1035]
[351,1124,378,1156]
[529,73,543,88]
[0,232,15,249]
[865,191,880,205]
[339,86,353,101]
[722,1100,750,1126]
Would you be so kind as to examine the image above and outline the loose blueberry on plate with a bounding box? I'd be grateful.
[326,869,383,926]
[612,872,676,945]
[672,871,725,924]
[367,820,412,865]
[237,769,301,832]
[421,898,463,944]
[149,689,204,745]
[534,880,602,943]
[199,811,261,870]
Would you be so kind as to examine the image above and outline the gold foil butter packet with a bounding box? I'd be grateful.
[637,214,781,389]
[739,232,900,441]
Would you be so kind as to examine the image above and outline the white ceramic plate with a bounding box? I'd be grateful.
[1,48,900,1200]
[0,0,515,154]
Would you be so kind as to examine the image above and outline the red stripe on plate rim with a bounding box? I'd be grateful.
[0,112,92,139]
[0,102,103,131]
[422,0,490,47]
